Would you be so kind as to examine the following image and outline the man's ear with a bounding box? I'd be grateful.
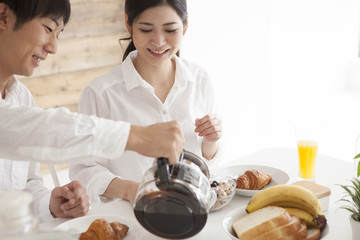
[125,13,131,34]
[0,3,10,31]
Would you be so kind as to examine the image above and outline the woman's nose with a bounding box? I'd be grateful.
[151,32,166,47]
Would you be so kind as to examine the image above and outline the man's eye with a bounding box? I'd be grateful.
[44,25,53,32]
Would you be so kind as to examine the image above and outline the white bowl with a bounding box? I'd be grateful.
[222,207,247,239]
[222,207,330,239]
[210,177,236,212]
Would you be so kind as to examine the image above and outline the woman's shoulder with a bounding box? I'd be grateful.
[176,56,211,82]
[85,64,124,91]
[177,56,207,73]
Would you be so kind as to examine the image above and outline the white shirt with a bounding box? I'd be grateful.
[0,90,131,164]
[70,51,221,201]
[0,77,53,222]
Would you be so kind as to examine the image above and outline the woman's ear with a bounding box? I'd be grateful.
[0,3,9,31]
[183,15,189,35]
[125,13,131,34]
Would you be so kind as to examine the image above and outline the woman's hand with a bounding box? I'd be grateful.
[194,114,222,143]
[194,114,222,160]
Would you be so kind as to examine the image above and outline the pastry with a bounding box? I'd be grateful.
[236,169,271,190]
[79,218,129,240]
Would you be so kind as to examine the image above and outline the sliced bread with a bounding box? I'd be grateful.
[302,227,321,240]
[254,216,302,240]
[232,206,292,240]
[288,222,307,240]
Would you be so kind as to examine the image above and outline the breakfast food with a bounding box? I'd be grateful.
[246,185,322,218]
[232,206,302,240]
[232,206,323,240]
[79,218,129,240]
[236,169,272,190]
[245,184,327,236]
[210,179,235,211]
[304,227,321,240]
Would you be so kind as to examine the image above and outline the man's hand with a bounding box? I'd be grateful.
[49,180,90,218]
[126,121,184,165]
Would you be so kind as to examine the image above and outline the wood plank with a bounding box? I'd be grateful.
[20,66,114,111]
[40,163,69,176]
[30,33,128,78]
[63,0,127,39]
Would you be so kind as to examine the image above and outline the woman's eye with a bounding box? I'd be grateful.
[165,29,178,33]
[140,29,151,33]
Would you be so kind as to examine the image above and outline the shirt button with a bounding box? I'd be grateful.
[162,110,167,115]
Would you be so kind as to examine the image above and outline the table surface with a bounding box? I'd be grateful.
[41,147,354,239]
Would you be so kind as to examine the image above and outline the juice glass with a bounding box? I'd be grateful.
[297,140,318,180]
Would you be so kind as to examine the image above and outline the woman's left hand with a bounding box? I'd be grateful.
[194,114,222,143]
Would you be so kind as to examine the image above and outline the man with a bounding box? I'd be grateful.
[0,0,184,222]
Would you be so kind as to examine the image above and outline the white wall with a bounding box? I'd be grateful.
[183,0,360,164]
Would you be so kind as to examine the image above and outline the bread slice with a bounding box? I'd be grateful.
[289,222,307,240]
[302,227,321,240]
[254,216,302,240]
[232,206,292,240]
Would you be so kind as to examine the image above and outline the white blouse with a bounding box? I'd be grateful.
[70,51,221,202]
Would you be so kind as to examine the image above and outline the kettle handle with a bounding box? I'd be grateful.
[157,157,170,185]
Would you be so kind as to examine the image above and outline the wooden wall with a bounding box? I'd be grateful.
[19,0,128,174]
[20,0,128,112]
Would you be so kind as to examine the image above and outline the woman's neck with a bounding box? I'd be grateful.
[134,57,174,82]
[133,57,176,103]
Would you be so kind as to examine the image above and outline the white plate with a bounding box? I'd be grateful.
[213,165,289,197]
[222,207,329,239]
[56,214,143,239]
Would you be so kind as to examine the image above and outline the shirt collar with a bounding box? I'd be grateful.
[173,55,194,88]
[121,50,195,92]
[121,51,146,92]
[2,76,17,100]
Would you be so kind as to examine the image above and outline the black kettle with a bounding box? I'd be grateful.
[133,150,216,239]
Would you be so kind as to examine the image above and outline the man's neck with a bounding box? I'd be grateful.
[0,73,12,99]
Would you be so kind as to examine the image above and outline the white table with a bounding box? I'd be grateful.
[41,147,354,239]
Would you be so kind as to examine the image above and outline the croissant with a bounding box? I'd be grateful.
[236,169,272,190]
[79,218,129,240]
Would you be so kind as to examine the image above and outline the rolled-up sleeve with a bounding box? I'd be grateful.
[0,100,130,163]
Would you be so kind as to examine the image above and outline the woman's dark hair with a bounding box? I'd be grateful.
[0,0,71,30]
[120,0,187,61]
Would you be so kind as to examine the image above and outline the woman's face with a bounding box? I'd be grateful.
[128,5,187,66]
[1,9,64,77]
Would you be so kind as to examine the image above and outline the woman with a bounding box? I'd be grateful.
[70,0,222,204]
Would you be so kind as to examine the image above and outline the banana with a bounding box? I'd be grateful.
[283,207,318,227]
[246,185,322,217]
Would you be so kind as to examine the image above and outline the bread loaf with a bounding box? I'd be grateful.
[302,227,321,240]
[232,206,292,240]
[254,216,303,240]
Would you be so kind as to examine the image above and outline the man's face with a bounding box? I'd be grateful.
[1,10,64,77]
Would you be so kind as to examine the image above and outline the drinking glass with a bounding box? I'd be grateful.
[295,126,319,181]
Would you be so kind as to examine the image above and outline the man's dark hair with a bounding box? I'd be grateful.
[0,0,71,29]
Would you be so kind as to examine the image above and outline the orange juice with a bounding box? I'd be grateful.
[297,140,318,179]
